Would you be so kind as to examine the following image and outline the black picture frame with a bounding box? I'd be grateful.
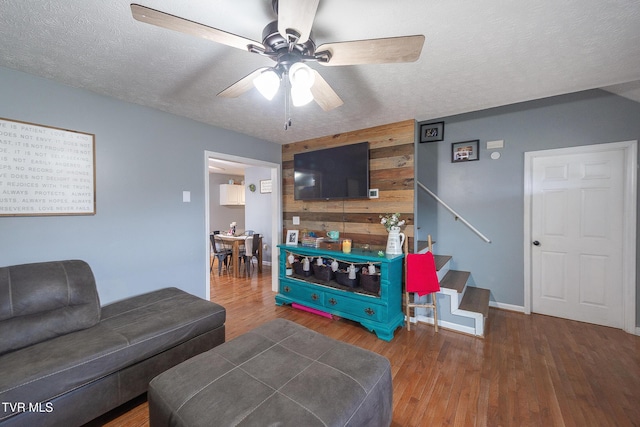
[419,121,444,143]
[451,140,479,163]
[286,230,299,246]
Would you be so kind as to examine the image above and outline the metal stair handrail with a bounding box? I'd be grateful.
[417,180,491,243]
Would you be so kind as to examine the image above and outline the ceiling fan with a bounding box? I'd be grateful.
[131,0,424,126]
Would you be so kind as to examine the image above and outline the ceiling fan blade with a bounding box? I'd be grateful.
[218,68,268,98]
[131,4,263,52]
[316,35,425,66]
[277,0,319,44]
[310,70,343,111]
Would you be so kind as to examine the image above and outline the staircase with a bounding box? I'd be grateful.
[410,243,490,337]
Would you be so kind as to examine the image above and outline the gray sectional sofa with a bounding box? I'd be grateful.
[0,260,226,427]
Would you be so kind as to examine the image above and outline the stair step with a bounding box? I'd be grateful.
[417,240,434,253]
[434,255,451,271]
[440,270,470,294]
[459,287,490,318]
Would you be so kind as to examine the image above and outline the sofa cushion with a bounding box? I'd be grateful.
[0,287,225,422]
[0,260,101,355]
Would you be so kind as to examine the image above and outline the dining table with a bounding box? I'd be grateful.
[216,234,261,277]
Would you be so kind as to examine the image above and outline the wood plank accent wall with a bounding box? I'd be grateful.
[282,119,416,251]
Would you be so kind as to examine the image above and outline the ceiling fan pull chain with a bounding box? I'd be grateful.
[284,73,292,130]
[284,80,288,130]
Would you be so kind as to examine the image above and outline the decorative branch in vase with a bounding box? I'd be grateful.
[379,213,405,232]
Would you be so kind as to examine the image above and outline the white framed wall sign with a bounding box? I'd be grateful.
[0,117,96,216]
[260,179,272,193]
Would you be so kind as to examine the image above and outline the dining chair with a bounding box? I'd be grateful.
[209,232,219,274]
[220,236,239,275]
[248,233,261,275]
[238,235,254,276]
[211,234,232,276]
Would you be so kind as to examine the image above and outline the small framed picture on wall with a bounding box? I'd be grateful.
[451,140,479,163]
[419,121,444,143]
[260,179,272,193]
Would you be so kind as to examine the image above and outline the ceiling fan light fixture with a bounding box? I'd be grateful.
[133,3,427,127]
[291,86,314,106]
[289,62,315,89]
[253,68,281,100]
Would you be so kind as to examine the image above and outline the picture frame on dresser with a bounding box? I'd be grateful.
[286,230,299,245]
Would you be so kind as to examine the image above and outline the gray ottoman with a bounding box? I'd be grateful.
[148,318,392,427]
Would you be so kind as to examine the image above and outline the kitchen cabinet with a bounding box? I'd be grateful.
[219,184,245,206]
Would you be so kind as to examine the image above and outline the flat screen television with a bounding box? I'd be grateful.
[294,142,369,200]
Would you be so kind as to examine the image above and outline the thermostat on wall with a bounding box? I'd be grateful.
[369,189,379,199]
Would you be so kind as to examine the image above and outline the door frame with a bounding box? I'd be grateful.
[204,150,282,300]
[523,140,637,334]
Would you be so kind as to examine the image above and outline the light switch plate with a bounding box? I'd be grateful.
[292,216,300,225]
[182,191,191,203]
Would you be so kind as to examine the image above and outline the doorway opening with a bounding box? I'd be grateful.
[204,151,282,301]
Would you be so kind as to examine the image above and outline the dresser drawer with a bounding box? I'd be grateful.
[324,293,385,323]
[280,281,325,306]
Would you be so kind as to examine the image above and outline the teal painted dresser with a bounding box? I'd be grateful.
[275,245,404,341]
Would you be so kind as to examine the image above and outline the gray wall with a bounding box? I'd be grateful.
[244,166,273,264]
[417,90,640,325]
[0,66,281,305]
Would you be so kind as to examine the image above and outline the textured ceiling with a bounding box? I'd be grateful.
[1,0,639,145]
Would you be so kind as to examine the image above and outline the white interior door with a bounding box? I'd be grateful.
[525,142,636,330]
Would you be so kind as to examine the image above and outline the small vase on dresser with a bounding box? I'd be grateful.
[385,226,405,255]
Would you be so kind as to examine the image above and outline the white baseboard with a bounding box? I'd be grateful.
[489,301,525,313]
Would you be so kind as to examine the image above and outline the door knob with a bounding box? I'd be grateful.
[533,240,540,246]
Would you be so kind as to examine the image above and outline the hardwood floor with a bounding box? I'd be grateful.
[89,263,640,426]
